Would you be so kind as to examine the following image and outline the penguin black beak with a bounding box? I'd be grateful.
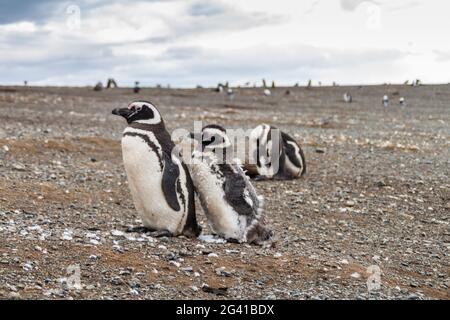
[112,107,133,119]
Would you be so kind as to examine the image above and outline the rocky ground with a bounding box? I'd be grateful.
[0,84,449,300]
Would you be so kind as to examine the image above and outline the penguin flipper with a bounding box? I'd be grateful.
[161,152,181,212]
[222,165,256,216]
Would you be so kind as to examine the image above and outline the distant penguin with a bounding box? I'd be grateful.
[227,88,234,100]
[112,101,201,237]
[133,81,140,94]
[382,95,389,107]
[399,97,405,106]
[94,81,103,91]
[187,125,272,244]
[244,124,306,180]
[343,92,353,103]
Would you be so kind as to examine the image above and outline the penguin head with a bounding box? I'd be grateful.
[201,125,231,152]
[112,101,162,125]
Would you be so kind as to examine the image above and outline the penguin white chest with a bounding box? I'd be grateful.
[121,134,185,234]
[189,161,246,240]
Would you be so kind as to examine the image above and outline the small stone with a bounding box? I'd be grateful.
[215,267,232,277]
[8,292,21,299]
[22,263,33,272]
[208,253,218,258]
[274,252,282,258]
[111,230,125,237]
[345,200,356,207]
[119,270,131,276]
[110,277,125,286]
[112,245,124,253]
[12,164,26,171]
[129,289,139,296]
[339,259,349,265]
[169,261,181,268]
[350,272,361,279]
[181,266,193,273]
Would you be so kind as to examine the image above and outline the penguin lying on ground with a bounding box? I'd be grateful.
[244,124,306,180]
[185,125,273,244]
[112,101,201,237]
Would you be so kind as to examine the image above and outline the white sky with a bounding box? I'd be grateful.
[0,0,449,87]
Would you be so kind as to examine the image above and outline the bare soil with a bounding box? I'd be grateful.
[0,85,449,300]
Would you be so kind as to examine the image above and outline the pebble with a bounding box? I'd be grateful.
[112,245,124,253]
[61,230,73,241]
[215,267,233,277]
[12,163,26,171]
[198,235,227,244]
[22,263,33,272]
[350,272,361,279]
[345,200,356,207]
[110,230,125,237]
[169,261,181,268]
[181,266,193,273]
[8,292,21,299]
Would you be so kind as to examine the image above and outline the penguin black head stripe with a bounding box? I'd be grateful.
[112,101,162,125]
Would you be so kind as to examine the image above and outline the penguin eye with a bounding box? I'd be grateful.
[136,106,142,112]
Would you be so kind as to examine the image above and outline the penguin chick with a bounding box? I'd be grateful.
[188,125,272,244]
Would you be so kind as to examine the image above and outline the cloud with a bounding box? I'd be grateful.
[188,1,225,16]
[0,0,60,24]
[340,0,378,11]
[434,50,450,62]
[0,0,448,86]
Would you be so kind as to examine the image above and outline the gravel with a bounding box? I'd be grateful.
[0,85,449,300]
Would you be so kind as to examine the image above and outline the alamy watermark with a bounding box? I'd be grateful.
[64,264,82,290]
[171,121,281,177]
[366,265,381,294]
[66,4,81,31]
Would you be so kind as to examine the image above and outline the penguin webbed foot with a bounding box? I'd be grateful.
[273,174,295,181]
[126,226,152,233]
[226,237,241,244]
[253,175,269,181]
[149,230,173,238]
[125,226,173,238]
[182,224,202,238]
